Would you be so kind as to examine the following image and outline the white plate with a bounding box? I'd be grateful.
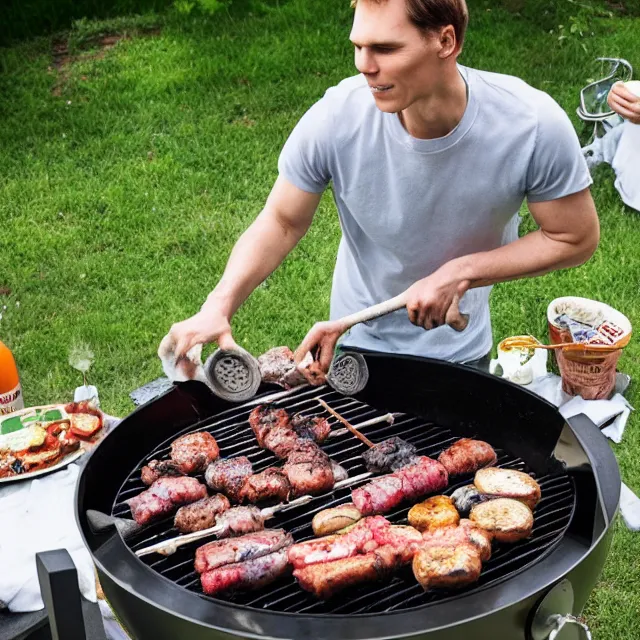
[0,448,85,484]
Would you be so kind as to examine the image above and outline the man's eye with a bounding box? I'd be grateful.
[374,47,394,53]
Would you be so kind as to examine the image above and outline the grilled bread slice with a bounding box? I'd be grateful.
[312,504,363,536]
[408,495,460,532]
[474,467,541,509]
[412,543,482,590]
[469,498,534,543]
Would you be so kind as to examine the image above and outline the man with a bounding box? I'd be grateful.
[165,0,599,375]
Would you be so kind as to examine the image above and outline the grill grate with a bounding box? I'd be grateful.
[113,385,575,615]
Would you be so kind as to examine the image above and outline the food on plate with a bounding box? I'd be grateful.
[174,494,231,533]
[312,504,363,536]
[469,498,534,543]
[361,436,417,474]
[170,431,219,474]
[412,543,483,590]
[438,439,497,476]
[205,456,253,502]
[474,467,541,509]
[408,495,460,532]
[69,412,102,438]
[352,456,449,516]
[127,476,207,525]
[141,459,186,486]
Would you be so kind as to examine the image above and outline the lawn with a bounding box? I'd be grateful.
[1,0,640,634]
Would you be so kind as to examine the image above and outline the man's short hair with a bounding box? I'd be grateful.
[351,0,469,49]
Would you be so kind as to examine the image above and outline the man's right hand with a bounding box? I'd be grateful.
[164,309,238,360]
[608,81,640,125]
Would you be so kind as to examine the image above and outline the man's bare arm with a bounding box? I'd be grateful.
[167,177,322,357]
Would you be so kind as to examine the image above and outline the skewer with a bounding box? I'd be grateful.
[318,399,375,448]
[135,472,372,557]
[329,412,400,439]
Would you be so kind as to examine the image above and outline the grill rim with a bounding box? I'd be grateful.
[77,352,621,639]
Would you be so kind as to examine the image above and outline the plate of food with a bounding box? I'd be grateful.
[0,401,105,483]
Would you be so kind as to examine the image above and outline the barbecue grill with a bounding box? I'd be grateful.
[76,351,620,639]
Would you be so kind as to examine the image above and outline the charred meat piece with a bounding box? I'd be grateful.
[450,484,494,517]
[413,543,482,590]
[282,441,335,497]
[174,494,231,533]
[352,456,449,516]
[469,498,534,543]
[215,506,266,537]
[200,548,291,596]
[474,468,541,509]
[170,431,219,474]
[195,529,293,574]
[141,459,185,486]
[362,437,417,474]
[127,477,207,525]
[438,439,497,476]
[248,405,292,449]
[291,413,332,443]
[294,544,412,599]
[239,468,291,503]
[204,457,253,502]
[262,423,300,459]
[258,347,308,388]
[408,495,460,532]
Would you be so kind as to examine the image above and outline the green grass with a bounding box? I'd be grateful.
[1,0,640,633]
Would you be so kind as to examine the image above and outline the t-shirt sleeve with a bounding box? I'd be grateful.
[278,97,333,194]
[525,93,593,203]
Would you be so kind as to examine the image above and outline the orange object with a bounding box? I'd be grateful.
[0,340,24,415]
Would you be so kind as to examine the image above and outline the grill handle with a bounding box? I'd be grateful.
[548,614,592,640]
[564,413,621,526]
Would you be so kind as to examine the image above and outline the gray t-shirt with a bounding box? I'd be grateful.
[278,66,592,363]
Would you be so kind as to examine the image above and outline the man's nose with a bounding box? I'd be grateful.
[355,48,378,75]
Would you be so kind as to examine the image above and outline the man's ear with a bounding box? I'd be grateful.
[437,25,458,59]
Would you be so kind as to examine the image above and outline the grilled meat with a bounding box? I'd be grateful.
[474,468,541,509]
[127,476,207,525]
[215,506,266,537]
[282,441,335,497]
[170,431,219,474]
[352,456,449,516]
[408,495,460,532]
[438,439,497,476]
[174,494,231,533]
[413,543,482,590]
[362,437,417,474]
[262,423,300,459]
[312,504,362,536]
[248,405,291,450]
[450,484,494,516]
[204,456,253,502]
[239,468,291,503]
[331,460,349,483]
[195,529,293,573]
[294,544,412,599]
[419,520,493,562]
[291,413,331,443]
[469,498,534,543]
[459,519,493,562]
[200,548,291,596]
[258,346,309,388]
[141,459,185,486]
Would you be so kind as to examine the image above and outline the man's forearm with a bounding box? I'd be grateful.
[453,227,598,290]
[202,210,306,318]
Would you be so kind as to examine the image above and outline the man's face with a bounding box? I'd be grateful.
[350,0,445,113]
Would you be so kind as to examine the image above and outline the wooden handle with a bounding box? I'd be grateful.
[318,399,375,448]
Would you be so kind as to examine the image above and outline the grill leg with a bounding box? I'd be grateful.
[35,550,97,640]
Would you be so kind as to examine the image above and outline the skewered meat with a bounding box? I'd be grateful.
[200,548,291,596]
[474,468,541,509]
[312,504,362,536]
[215,506,266,537]
[408,495,460,532]
[239,468,291,503]
[174,494,231,533]
[294,544,412,599]
[141,460,185,486]
[469,498,534,543]
[205,457,253,502]
[170,431,219,474]
[413,543,482,590]
[195,529,293,573]
[262,423,300,459]
[438,439,497,476]
[282,441,335,497]
[291,413,331,443]
[248,405,291,449]
[352,456,449,516]
[450,485,494,516]
[362,437,417,474]
[127,477,207,525]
